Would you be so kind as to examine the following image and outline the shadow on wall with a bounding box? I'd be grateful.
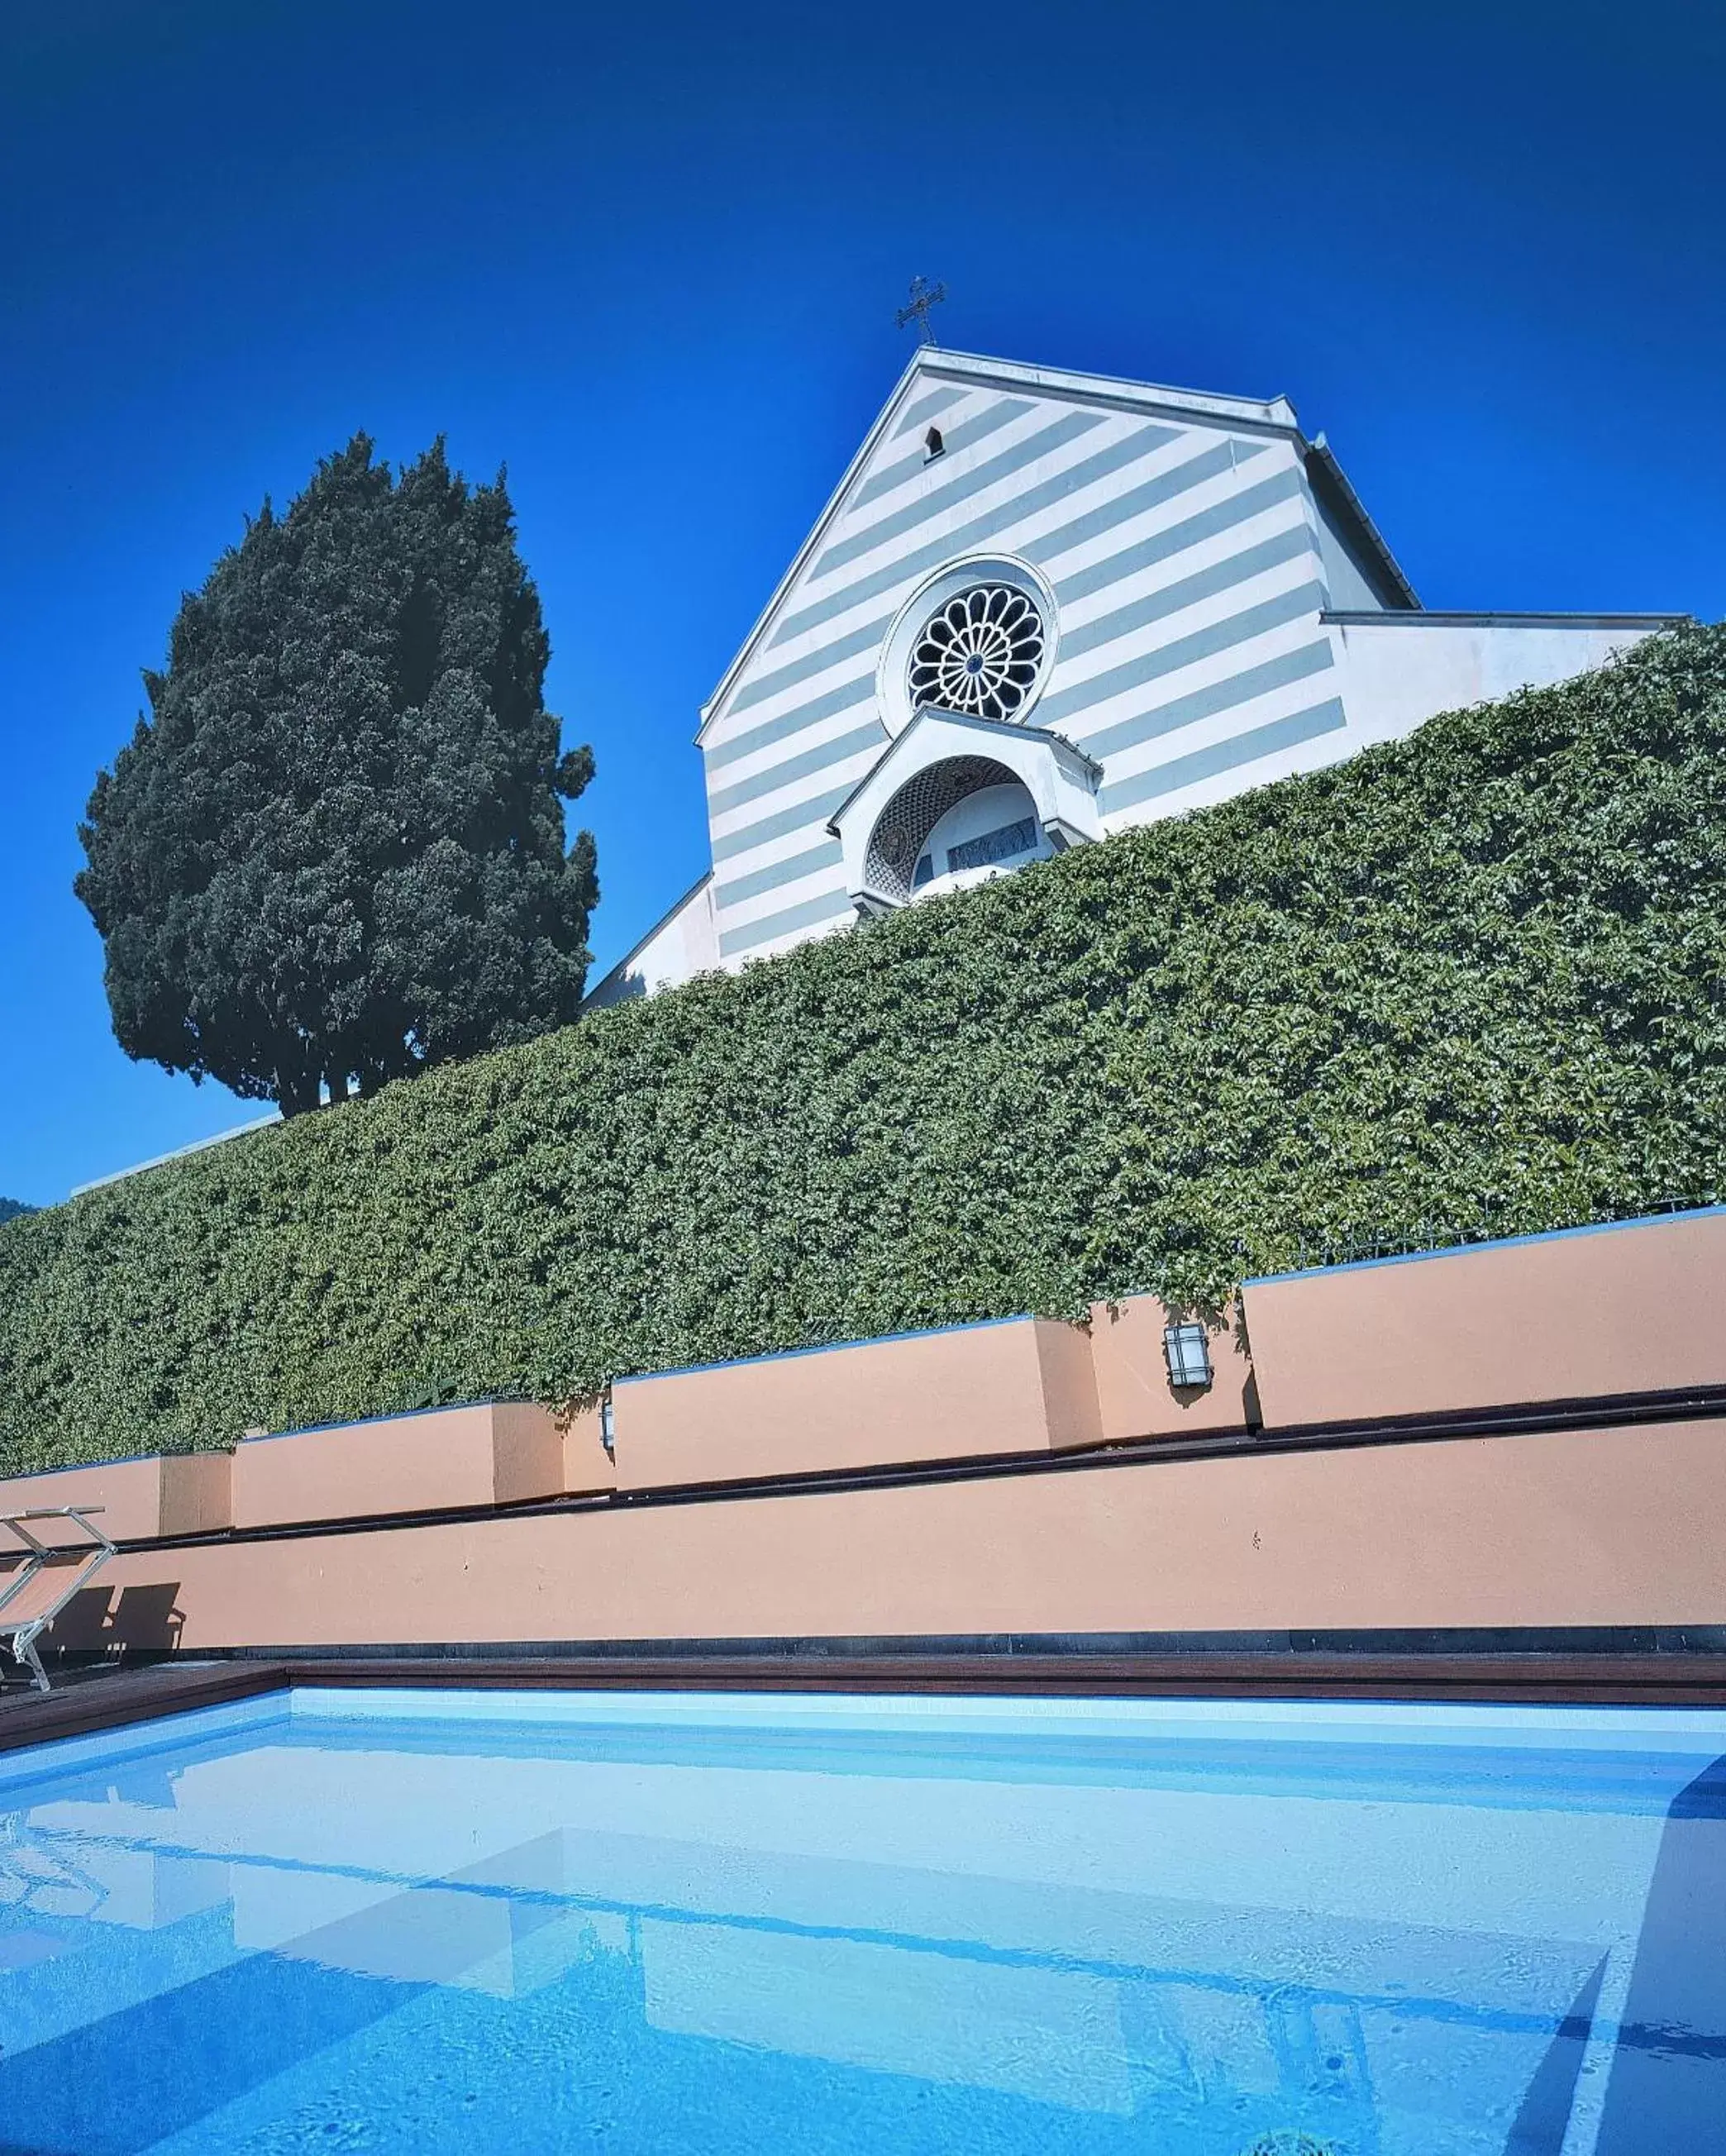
[581,965,646,1011]
[42,1582,184,1661]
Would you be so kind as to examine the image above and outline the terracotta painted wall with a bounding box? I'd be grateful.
[613,1317,1102,1492]
[1088,1298,1253,1443]
[231,1402,563,1529]
[560,1405,615,1497]
[0,1452,230,1547]
[9,1208,1725,1660]
[1243,1209,1726,1429]
[67,1416,1726,1650]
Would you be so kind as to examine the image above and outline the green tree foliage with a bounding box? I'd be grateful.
[75,437,598,1114]
[0,1200,34,1225]
[7,627,1724,1475]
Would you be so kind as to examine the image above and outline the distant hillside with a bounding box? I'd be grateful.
[1,624,1723,1476]
[0,1198,35,1226]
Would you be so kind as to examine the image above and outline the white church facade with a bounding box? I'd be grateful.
[589,346,1681,1004]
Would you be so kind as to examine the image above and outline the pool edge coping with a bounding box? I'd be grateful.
[7,1647,1726,1767]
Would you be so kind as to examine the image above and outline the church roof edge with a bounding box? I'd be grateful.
[694,346,1311,744]
[910,348,1300,434]
[696,346,932,744]
[1304,432,1420,610]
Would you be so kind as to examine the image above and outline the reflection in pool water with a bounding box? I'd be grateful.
[0,1691,1721,2154]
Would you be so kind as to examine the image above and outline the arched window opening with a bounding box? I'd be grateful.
[923,425,945,460]
[864,756,1040,906]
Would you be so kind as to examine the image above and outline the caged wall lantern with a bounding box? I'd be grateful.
[1162,1321,1213,1391]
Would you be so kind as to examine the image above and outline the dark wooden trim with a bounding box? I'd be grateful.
[272,1653,1726,1706]
[0,1660,288,1756]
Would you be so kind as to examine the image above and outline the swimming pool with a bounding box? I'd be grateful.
[1,1688,1721,2154]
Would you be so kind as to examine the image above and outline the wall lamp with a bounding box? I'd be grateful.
[1162,1320,1213,1391]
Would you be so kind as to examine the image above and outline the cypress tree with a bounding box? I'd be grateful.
[76,436,598,1114]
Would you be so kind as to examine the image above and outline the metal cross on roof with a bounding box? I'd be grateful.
[895,275,947,346]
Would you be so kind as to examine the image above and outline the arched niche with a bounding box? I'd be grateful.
[829,706,1102,917]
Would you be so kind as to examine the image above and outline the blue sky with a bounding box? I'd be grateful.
[2,0,1722,1206]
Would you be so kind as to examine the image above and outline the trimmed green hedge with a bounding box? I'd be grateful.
[3,625,1724,1474]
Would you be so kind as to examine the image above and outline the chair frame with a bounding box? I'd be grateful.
[0,1507,116,1693]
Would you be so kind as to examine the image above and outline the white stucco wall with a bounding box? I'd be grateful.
[583,875,719,1008]
[919,780,1049,896]
[1328,615,1676,753]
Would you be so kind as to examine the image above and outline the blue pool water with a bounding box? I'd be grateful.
[1,1689,1723,2156]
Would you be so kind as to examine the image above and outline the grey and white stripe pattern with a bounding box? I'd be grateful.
[703,376,1348,963]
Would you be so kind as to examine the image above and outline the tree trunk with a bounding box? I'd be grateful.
[277,1069,317,1118]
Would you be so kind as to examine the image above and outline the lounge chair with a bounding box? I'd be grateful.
[0,1508,116,1692]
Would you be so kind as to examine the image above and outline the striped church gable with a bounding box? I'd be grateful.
[699,351,1357,965]
[703,374,1085,960]
[577,346,1674,1011]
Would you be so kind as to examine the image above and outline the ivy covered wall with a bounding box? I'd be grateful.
[2,626,1723,1476]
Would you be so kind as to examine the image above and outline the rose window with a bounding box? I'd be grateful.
[906,584,1046,723]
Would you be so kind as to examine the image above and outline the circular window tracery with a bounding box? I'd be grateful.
[907,584,1046,724]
